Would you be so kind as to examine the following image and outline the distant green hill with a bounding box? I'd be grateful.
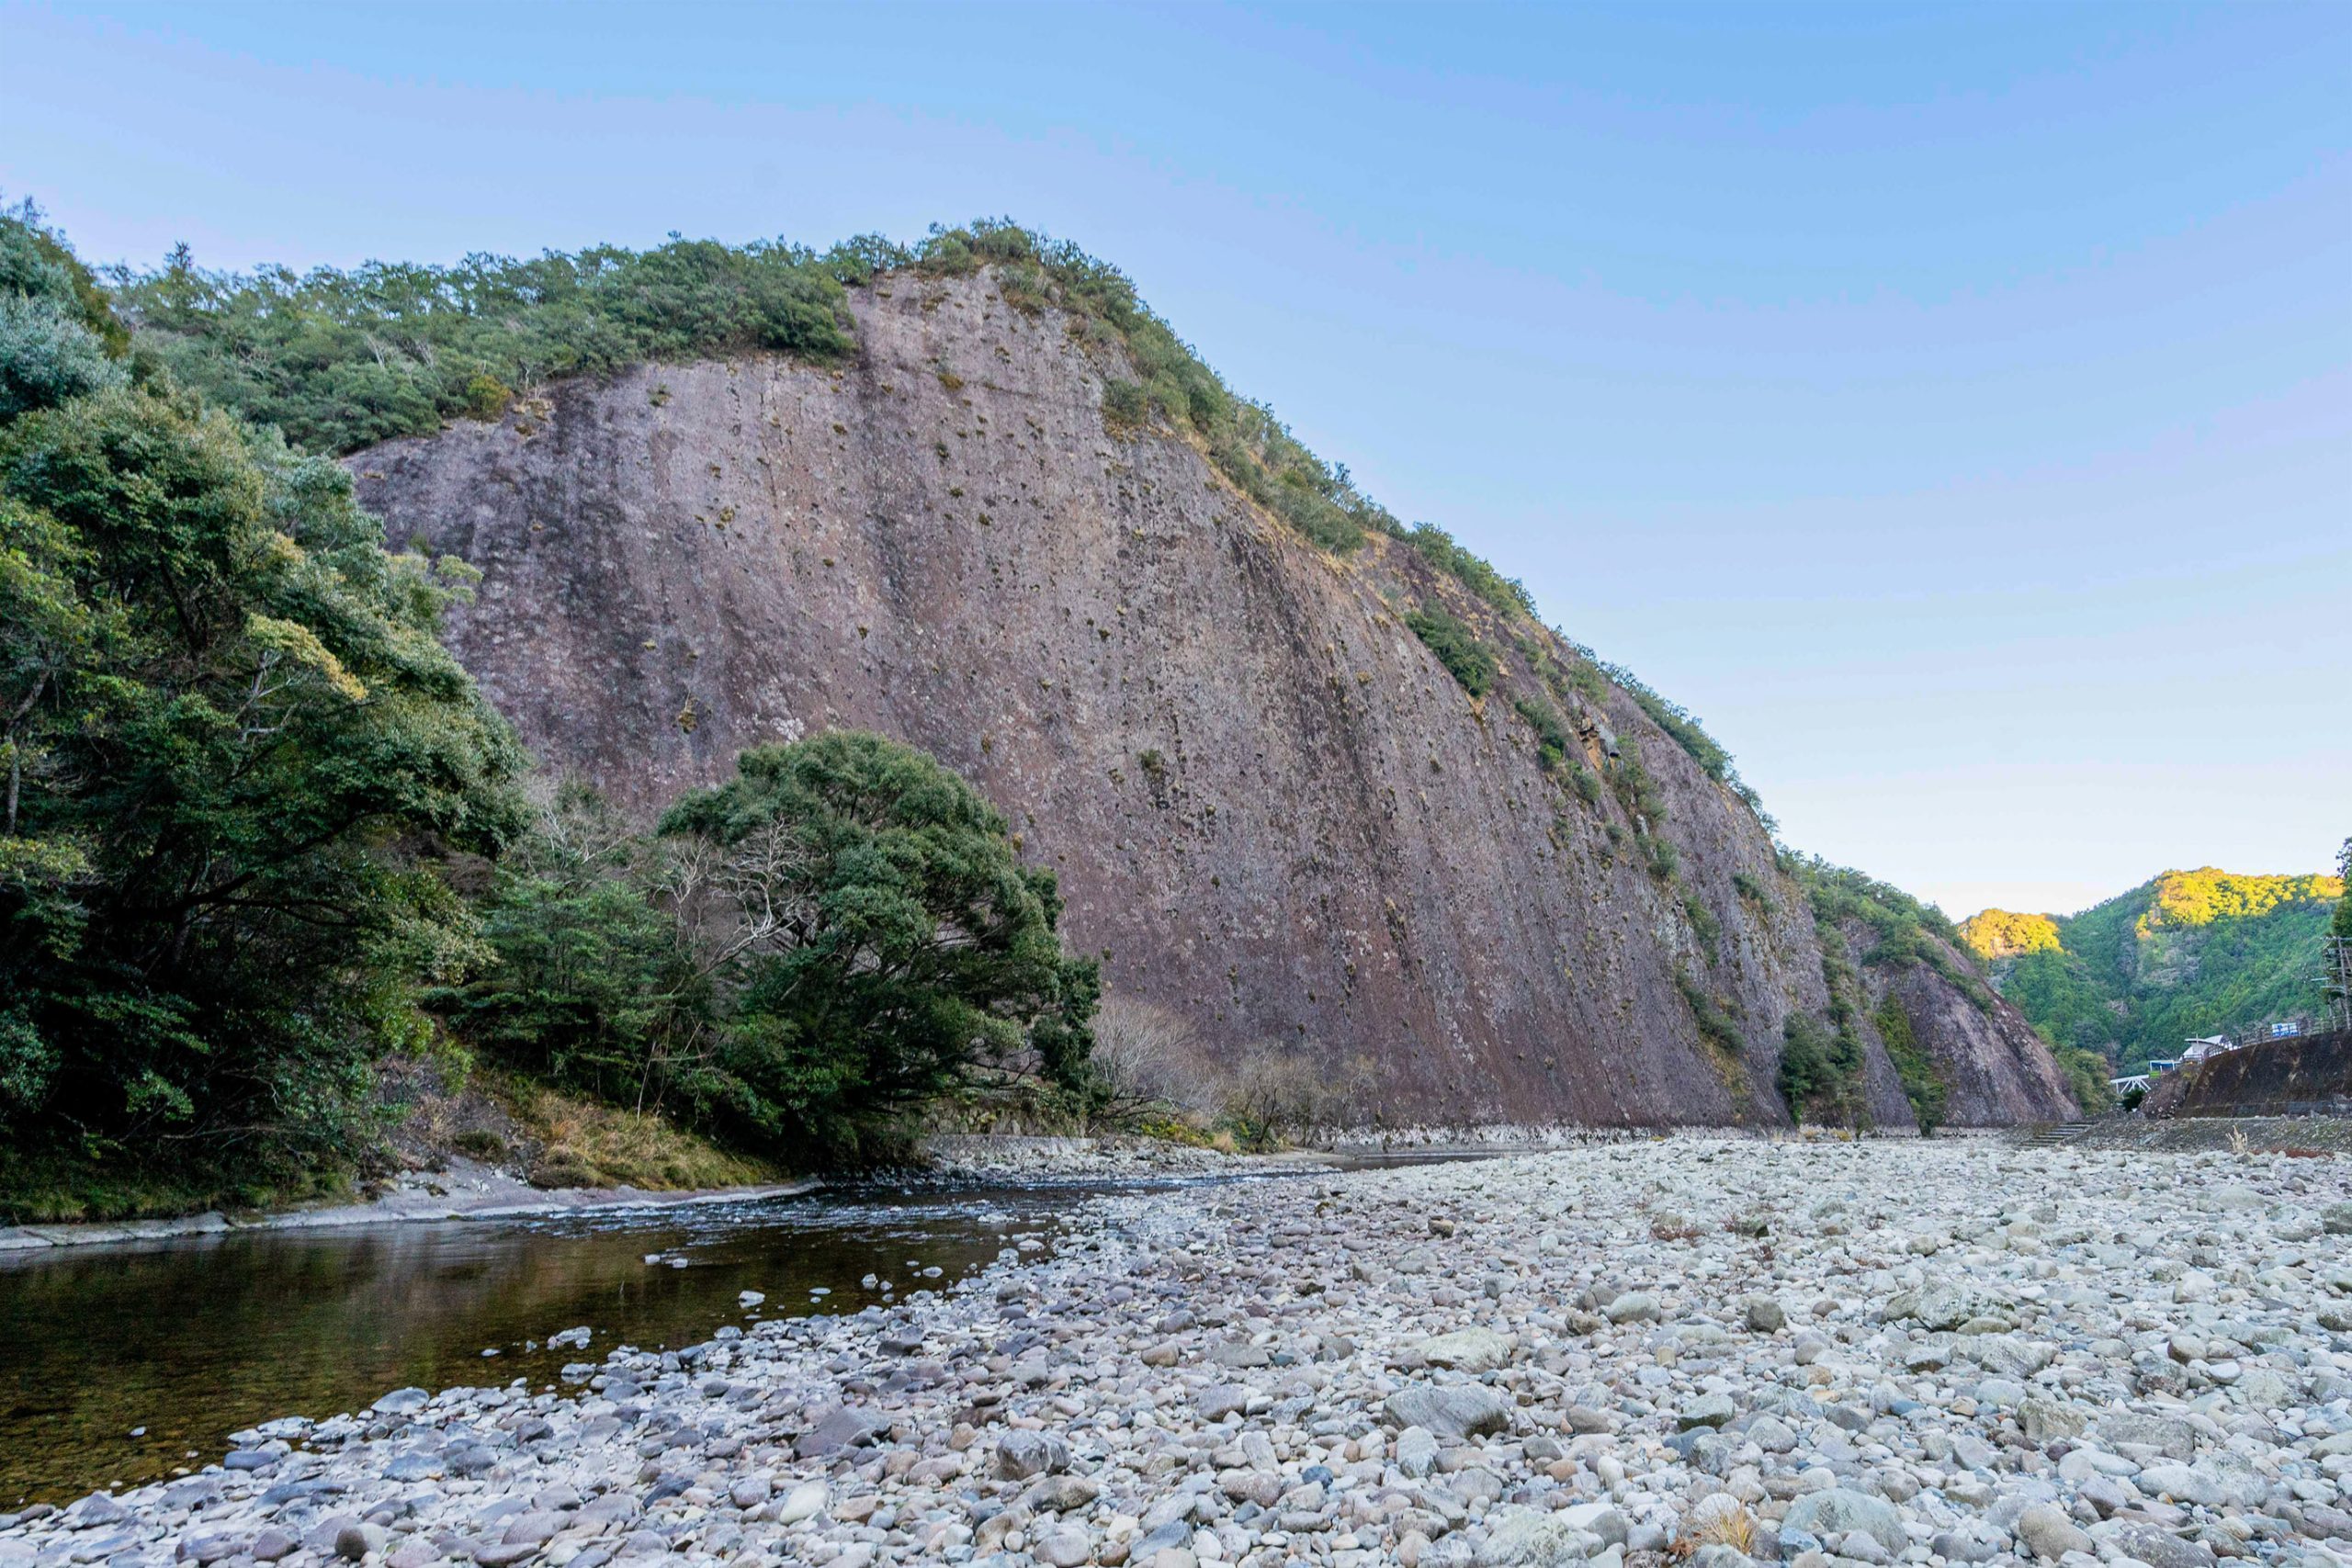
[1960,868,2344,1072]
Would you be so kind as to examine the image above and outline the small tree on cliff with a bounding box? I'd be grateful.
[660,731,1099,1155]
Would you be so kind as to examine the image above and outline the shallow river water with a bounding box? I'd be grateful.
[0,1178,1189,1507]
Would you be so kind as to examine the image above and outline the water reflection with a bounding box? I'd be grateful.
[0,1180,1101,1506]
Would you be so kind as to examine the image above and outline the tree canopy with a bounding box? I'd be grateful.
[112,236,852,455]
[663,731,1100,1155]
[0,203,526,1196]
[438,734,1101,1162]
[1962,868,2346,1070]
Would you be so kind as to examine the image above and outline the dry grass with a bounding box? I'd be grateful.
[492,1076,781,1191]
[1677,1495,1757,1555]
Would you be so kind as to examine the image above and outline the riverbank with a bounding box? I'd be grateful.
[0,1121,1961,1251]
[0,1156,825,1252]
[7,1134,2346,1568]
[0,1134,1312,1252]
[920,1136,1339,1182]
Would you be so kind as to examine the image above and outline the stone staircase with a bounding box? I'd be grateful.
[2016,1121,2095,1148]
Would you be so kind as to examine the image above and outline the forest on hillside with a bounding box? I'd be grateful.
[1961,863,2349,1072]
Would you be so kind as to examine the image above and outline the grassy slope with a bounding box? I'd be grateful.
[1961,868,2344,1071]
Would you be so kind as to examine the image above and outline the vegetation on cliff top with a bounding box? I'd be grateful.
[111,237,852,455]
[1962,866,2346,1072]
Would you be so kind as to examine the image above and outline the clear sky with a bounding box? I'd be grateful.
[5,1,2346,918]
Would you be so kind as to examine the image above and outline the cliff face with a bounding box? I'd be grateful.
[1857,930,2082,1124]
[351,268,2073,1128]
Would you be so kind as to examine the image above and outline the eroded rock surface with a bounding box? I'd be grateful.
[347,271,2072,1128]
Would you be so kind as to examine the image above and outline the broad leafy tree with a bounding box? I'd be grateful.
[662,731,1099,1155]
[442,733,1102,1161]
[430,781,718,1114]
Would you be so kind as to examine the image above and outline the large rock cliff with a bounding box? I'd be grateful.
[350,268,2075,1128]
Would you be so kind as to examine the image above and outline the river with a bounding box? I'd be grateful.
[0,1177,1188,1507]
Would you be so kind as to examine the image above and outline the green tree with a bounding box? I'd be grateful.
[659,732,1099,1156]
[0,208,526,1196]
[429,782,718,1116]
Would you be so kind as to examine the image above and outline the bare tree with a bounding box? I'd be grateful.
[658,817,819,985]
[1087,997,1221,1117]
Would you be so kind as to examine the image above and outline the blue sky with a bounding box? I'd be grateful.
[5,1,2346,917]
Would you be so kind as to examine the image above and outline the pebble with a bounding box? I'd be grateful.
[6,1136,2346,1568]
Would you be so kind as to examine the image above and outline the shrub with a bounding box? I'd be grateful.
[1680,888,1721,952]
[1101,378,1148,431]
[1646,835,1681,881]
[1083,997,1220,1117]
[1215,1041,1372,1149]
[460,372,513,421]
[1408,523,1537,618]
[1792,854,1992,1010]
[1545,630,1768,828]
[1608,743,1669,829]
[1874,998,1950,1134]
[1404,607,1495,697]
[1678,971,1744,1056]
[1775,1014,1836,1106]
[865,220,1406,556]
[1512,694,1574,772]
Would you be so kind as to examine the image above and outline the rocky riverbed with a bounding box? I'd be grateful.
[6,1136,2349,1568]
